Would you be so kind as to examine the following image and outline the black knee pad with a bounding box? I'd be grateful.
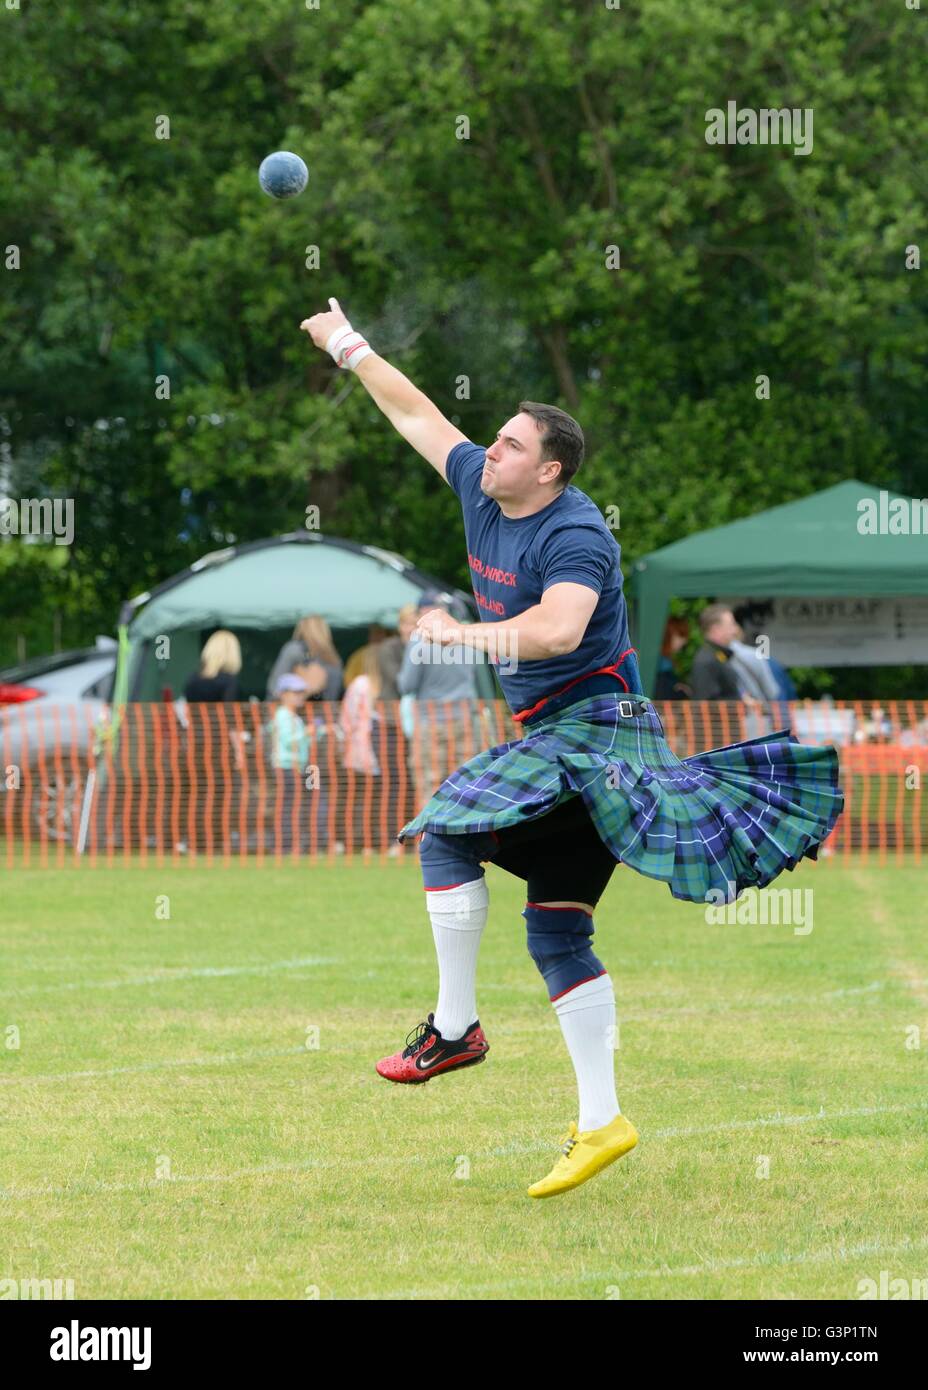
[523,903,606,1000]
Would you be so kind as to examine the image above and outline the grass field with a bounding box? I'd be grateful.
[2,857,927,1301]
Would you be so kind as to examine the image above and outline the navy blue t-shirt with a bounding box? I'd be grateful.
[446,440,642,712]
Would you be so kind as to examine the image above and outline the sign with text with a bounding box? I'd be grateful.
[723,596,928,667]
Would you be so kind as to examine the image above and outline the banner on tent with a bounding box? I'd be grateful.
[724,596,928,667]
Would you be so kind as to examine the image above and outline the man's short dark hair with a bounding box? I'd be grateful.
[699,603,733,636]
[518,401,585,491]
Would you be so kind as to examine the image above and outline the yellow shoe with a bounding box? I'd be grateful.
[527,1114,638,1198]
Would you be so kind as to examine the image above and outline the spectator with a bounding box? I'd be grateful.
[769,659,798,702]
[344,624,391,688]
[399,591,479,802]
[729,621,781,702]
[266,616,343,703]
[173,630,243,854]
[397,593,478,706]
[689,605,743,700]
[371,604,419,839]
[184,630,241,701]
[340,645,382,777]
[654,617,692,700]
[340,646,384,851]
[376,604,419,700]
[270,673,311,771]
[733,602,798,701]
[268,672,333,853]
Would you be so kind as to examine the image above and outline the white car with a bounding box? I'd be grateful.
[0,640,116,842]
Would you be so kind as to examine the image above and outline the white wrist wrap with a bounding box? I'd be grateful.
[325,324,374,370]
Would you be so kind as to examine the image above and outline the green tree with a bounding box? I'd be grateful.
[2,0,925,696]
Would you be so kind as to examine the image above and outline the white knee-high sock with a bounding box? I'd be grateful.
[552,973,621,1131]
[426,877,489,1040]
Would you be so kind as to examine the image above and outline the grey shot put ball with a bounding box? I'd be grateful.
[258,151,309,200]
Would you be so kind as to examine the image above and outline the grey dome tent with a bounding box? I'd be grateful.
[116,531,496,702]
[74,533,494,855]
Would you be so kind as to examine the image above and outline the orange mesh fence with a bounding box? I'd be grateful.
[1,698,924,866]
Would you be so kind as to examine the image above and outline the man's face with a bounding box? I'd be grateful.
[482,413,561,502]
[709,610,739,647]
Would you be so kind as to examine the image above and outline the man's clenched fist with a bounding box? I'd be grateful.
[416,608,465,647]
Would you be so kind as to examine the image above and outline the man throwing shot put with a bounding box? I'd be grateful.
[300,299,843,1198]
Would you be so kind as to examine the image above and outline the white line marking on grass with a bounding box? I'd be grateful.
[622,979,889,1020]
[649,1098,928,1140]
[3,957,340,997]
[481,979,890,1018]
[818,981,884,999]
[607,1234,928,1283]
[0,1045,309,1084]
[1,1098,924,1200]
[355,1234,928,1298]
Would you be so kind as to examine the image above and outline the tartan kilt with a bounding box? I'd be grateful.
[396,696,844,904]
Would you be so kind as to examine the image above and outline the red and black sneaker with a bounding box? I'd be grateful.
[375,1012,489,1084]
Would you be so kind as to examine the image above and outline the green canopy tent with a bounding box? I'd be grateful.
[116,531,497,702]
[631,480,928,695]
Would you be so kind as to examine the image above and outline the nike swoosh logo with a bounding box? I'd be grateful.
[416,1048,448,1071]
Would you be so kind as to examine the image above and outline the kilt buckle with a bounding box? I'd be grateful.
[618,699,636,718]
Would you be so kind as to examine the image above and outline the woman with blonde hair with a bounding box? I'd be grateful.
[340,644,382,776]
[184,630,242,701]
[266,614,344,702]
[337,643,385,852]
[369,604,420,835]
[178,631,245,853]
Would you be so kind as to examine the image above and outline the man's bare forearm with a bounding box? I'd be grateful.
[451,606,571,662]
[354,353,435,426]
[352,351,463,471]
[301,300,464,472]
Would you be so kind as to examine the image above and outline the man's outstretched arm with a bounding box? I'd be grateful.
[300,298,466,482]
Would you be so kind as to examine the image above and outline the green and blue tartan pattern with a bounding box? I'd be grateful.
[397,696,845,904]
